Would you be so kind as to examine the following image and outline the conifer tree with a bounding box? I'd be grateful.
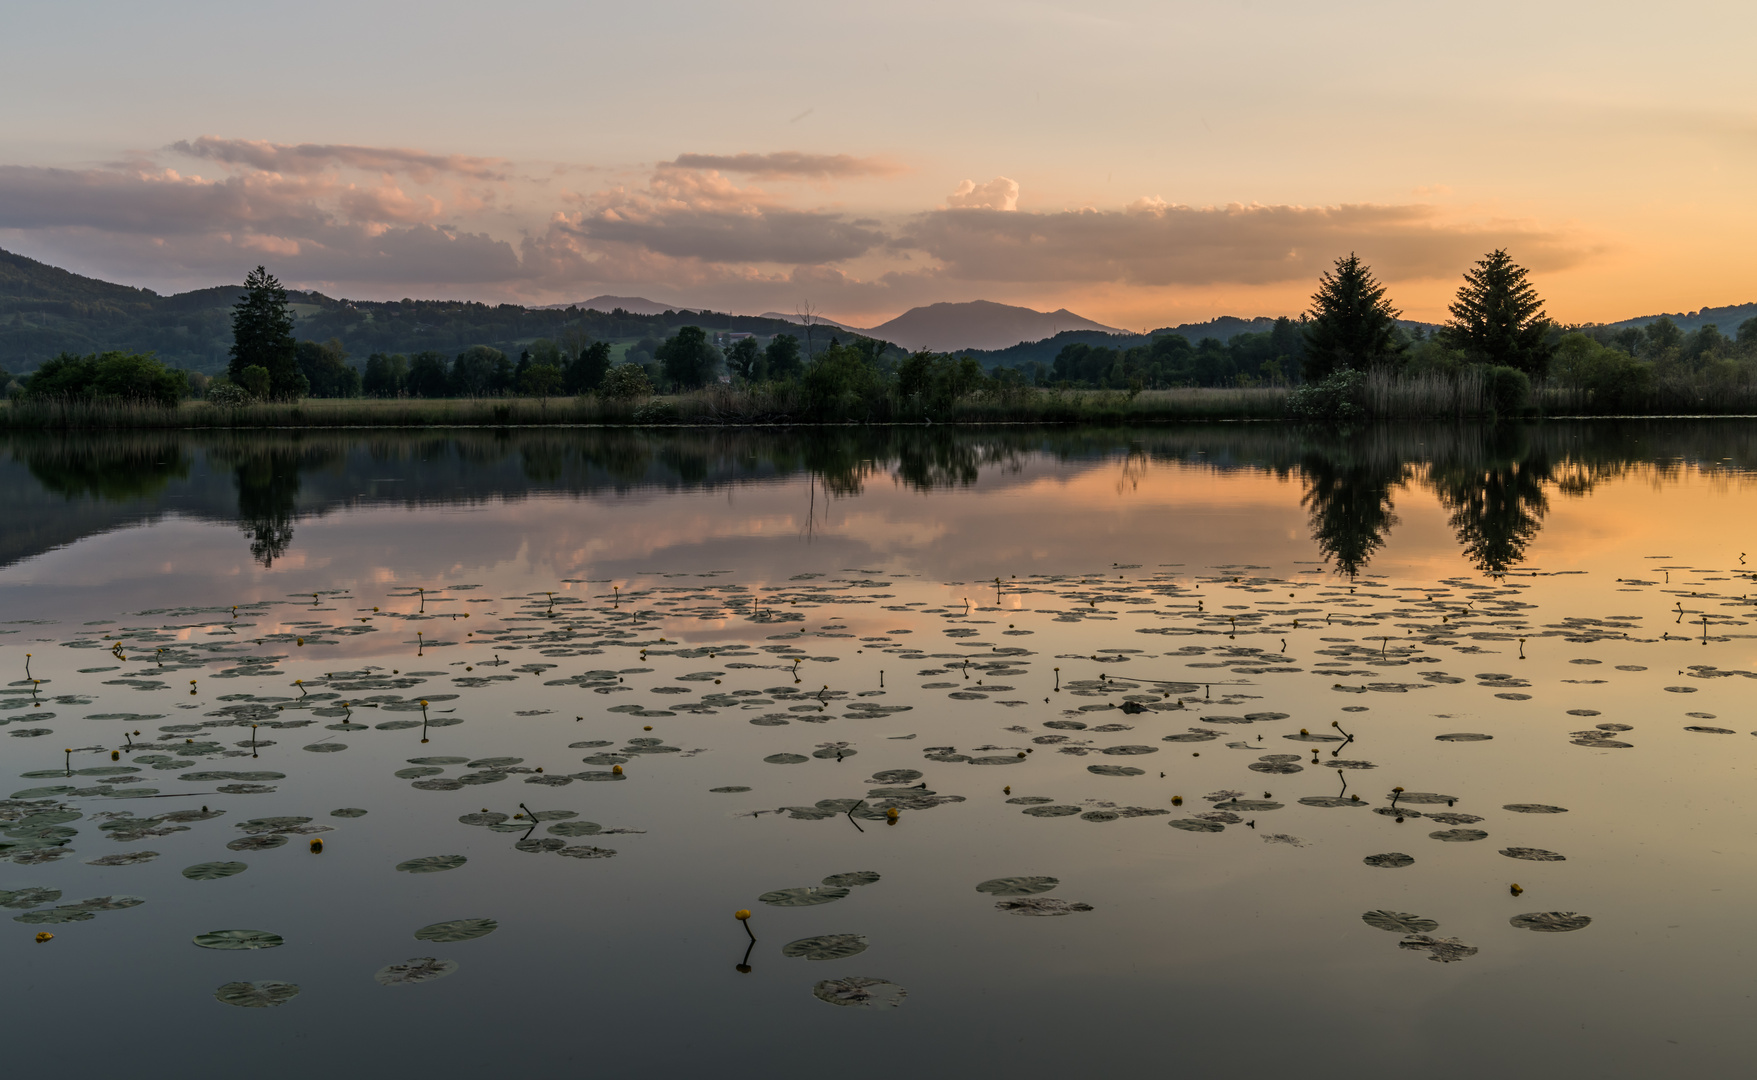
[1441,249,1554,375]
[1302,253,1404,379]
[228,266,304,400]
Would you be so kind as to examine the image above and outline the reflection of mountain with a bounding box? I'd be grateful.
[2,422,1752,576]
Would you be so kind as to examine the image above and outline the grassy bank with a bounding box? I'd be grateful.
[4,372,1755,430]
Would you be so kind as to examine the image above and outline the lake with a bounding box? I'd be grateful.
[2,421,1755,1078]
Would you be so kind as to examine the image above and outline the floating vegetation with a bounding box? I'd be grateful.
[182,861,248,880]
[763,753,809,765]
[1398,934,1478,963]
[1363,853,1415,868]
[1428,829,1488,842]
[194,929,283,950]
[1510,911,1592,932]
[709,786,751,793]
[226,835,287,852]
[331,808,368,818]
[1504,804,1568,815]
[812,976,907,1008]
[557,845,617,859]
[1086,764,1145,777]
[1022,804,1081,817]
[414,918,498,942]
[783,933,869,960]
[1500,848,1566,861]
[1168,819,1225,832]
[85,850,159,866]
[758,886,851,907]
[214,980,301,1008]
[396,855,468,874]
[995,897,1093,916]
[822,871,881,887]
[975,876,1058,896]
[374,957,459,986]
[1362,910,1439,933]
[1435,733,1493,742]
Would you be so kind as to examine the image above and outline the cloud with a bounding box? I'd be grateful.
[945,177,1019,211]
[169,136,506,181]
[899,199,1585,286]
[665,152,904,180]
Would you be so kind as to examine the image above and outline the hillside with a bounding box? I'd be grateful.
[867,300,1124,352]
[1604,303,1757,336]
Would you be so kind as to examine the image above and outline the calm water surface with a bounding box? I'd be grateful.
[2,423,1755,1078]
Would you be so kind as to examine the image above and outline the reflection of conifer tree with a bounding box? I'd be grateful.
[233,451,302,567]
[1299,450,1408,578]
[1429,456,1551,577]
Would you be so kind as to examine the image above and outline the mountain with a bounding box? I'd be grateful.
[1604,303,1757,336]
[757,312,869,334]
[866,301,1126,352]
[532,295,688,316]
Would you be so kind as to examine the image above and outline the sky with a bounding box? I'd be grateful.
[2,0,1754,329]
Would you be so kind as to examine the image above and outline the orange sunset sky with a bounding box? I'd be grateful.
[3,0,1753,329]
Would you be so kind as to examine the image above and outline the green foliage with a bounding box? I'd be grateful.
[1483,366,1531,417]
[1302,253,1404,379]
[229,267,303,400]
[295,338,361,398]
[25,350,188,406]
[566,341,612,393]
[450,345,506,396]
[1441,249,1554,376]
[897,352,987,410]
[519,363,564,400]
[362,353,408,397]
[238,366,270,399]
[801,343,886,418]
[764,334,803,380]
[1285,369,1368,424]
[600,363,654,400]
[725,337,762,382]
[657,326,720,390]
[1550,333,1653,411]
[406,351,451,398]
[207,382,251,407]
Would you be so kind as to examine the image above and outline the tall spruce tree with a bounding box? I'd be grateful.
[1301,253,1404,380]
[1440,249,1554,375]
[228,266,303,400]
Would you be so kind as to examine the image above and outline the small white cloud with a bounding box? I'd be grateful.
[946,177,1019,212]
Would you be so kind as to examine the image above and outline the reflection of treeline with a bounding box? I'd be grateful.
[9,422,1755,575]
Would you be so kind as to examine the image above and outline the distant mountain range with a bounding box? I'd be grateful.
[3,245,1754,374]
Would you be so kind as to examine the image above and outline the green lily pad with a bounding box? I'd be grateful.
[396,854,467,874]
[546,821,603,837]
[869,769,923,783]
[1363,852,1415,868]
[1022,804,1081,817]
[995,897,1093,916]
[303,743,347,753]
[395,766,444,779]
[194,929,284,950]
[975,876,1058,896]
[226,835,288,852]
[408,756,469,765]
[1362,910,1439,933]
[758,886,850,907]
[1428,829,1488,842]
[330,808,368,818]
[374,957,459,986]
[822,871,880,887]
[709,786,751,793]
[183,861,248,880]
[1087,765,1144,777]
[1168,818,1224,832]
[764,753,809,765]
[0,887,60,909]
[812,976,906,1008]
[86,851,159,866]
[1398,934,1478,963]
[557,845,617,858]
[1503,804,1568,814]
[783,933,869,960]
[1500,847,1566,861]
[215,980,301,1008]
[414,918,498,943]
[1510,911,1591,932]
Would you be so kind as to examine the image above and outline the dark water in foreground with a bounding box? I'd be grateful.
[2,422,1755,1078]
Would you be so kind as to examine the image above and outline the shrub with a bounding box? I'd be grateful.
[1483,366,1531,418]
[631,399,680,424]
[1286,369,1368,423]
[600,363,654,401]
[207,382,251,407]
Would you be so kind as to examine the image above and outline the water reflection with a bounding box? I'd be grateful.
[3,422,1753,576]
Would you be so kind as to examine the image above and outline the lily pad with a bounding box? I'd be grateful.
[1510,911,1592,932]
[763,754,809,765]
[303,744,347,753]
[758,886,850,907]
[975,875,1058,896]
[1023,804,1081,817]
[214,980,301,1008]
[822,871,880,888]
[708,786,751,793]
[1428,829,1488,842]
[1503,804,1568,814]
[812,976,907,1008]
[414,918,498,942]
[558,845,617,858]
[995,897,1093,916]
[1435,733,1493,742]
[374,957,459,986]
[194,929,284,950]
[1363,852,1415,868]
[226,835,287,852]
[1398,934,1478,963]
[183,861,248,880]
[546,821,603,837]
[869,769,923,783]
[1500,847,1565,861]
[1362,910,1440,933]
[0,887,60,909]
[330,808,368,818]
[396,854,468,874]
[1086,765,1144,777]
[1168,819,1225,832]
[85,851,159,866]
[783,933,870,960]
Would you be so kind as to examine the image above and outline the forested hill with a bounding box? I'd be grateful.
[0,248,846,374]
